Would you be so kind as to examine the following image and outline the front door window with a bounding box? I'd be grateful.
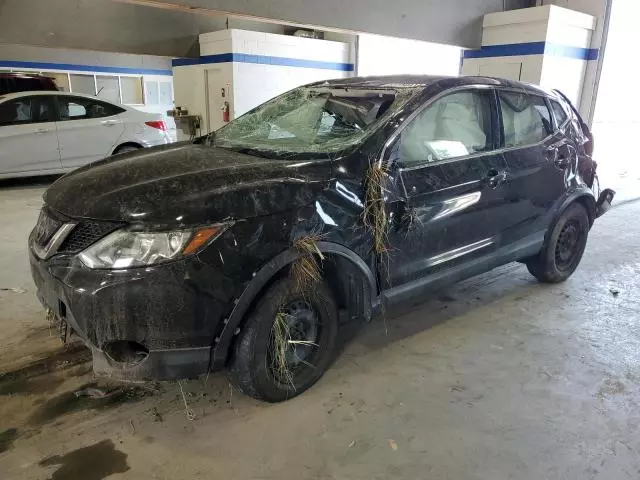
[397,90,496,167]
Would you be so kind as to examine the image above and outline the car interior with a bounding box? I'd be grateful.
[400,91,490,164]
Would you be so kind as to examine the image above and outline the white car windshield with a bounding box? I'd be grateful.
[213,86,413,155]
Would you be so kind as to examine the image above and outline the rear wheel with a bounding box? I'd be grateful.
[113,144,141,155]
[526,203,589,283]
[229,276,338,402]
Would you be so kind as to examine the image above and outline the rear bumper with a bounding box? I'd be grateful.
[141,134,171,148]
[596,188,616,218]
[29,247,231,381]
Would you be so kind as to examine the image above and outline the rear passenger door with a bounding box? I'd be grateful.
[384,88,512,287]
[55,96,126,169]
[497,90,567,243]
[0,95,61,176]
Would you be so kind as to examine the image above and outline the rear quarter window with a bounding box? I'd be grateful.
[58,96,125,121]
[550,100,569,127]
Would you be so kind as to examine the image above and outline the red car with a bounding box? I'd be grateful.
[0,73,58,95]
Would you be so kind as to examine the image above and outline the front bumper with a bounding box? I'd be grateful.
[29,248,233,381]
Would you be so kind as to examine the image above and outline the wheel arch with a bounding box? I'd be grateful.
[542,188,595,252]
[210,241,377,370]
[563,189,597,227]
[112,141,143,155]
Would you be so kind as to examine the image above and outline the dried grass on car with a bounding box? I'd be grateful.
[290,234,325,295]
[270,311,296,388]
[268,234,325,389]
[363,163,389,255]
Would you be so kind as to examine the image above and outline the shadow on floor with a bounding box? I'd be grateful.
[343,263,539,353]
[0,175,61,191]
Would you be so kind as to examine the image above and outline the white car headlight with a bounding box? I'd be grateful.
[79,225,229,269]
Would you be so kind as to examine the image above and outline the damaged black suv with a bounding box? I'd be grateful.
[30,75,614,402]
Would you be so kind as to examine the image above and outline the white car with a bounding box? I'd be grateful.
[0,90,171,178]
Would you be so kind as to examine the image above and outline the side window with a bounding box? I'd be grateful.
[0,96,56,125]
[397,90,495,166]
[499,92,553,148]
[0,98,34,125]
[68,101,87,119]
[57,96,124,121]
[33,96,56,123]
[550,100,569,127]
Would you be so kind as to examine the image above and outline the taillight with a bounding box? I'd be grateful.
[145,120,167,131]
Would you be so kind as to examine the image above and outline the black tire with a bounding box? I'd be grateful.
[229,276,338,402]
[526,203,590,283]
[113,144,141,155]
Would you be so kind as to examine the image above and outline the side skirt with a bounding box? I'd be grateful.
[382,231,545,308]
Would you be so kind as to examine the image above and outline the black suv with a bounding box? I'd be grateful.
[30,76,614,402]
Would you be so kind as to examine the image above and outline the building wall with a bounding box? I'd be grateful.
[0,0,535,56]
[357,34,462,77]
[172,62,234,134]
[0,0,289,57]
[0,43,176,129]
[462,5,596,112]
[588,0,637,184]
[463,55,546,84]
[228,30,353,118]
[173,29,354,133]
[542,0,610,123]
[0,43,171,71]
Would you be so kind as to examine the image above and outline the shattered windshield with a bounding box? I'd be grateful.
[213,86,413,155]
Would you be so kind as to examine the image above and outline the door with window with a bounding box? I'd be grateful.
[498,91,568,242]
[55,95,126,169]
[384,88,511,287]
[0,95,60,175]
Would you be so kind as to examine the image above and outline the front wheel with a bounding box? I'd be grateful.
[229,276,338,402]
[526,203,590,283]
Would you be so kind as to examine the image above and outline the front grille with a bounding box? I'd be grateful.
[59,220,123,253]
[32,209,63,247]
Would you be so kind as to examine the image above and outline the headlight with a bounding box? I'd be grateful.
[79,224,229,269]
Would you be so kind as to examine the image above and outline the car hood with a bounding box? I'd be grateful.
[44,143,333,226]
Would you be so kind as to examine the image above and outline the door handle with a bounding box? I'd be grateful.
[34,128,50,134]
[101,120,117,127]
[486,169,507,189]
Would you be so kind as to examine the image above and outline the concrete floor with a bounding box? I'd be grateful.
[1,178,639,480]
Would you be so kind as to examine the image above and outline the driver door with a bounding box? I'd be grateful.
[383,88,512,288]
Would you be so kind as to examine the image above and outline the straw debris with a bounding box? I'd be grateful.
[290,234,325,295]
[363,163,389,255]
[270,311,296,388]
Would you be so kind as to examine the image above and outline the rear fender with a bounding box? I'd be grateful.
[548,188,596,243]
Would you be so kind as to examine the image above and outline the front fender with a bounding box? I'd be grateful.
[210,241,377,370]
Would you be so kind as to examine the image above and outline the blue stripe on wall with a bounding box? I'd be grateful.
[0,59,172,76]
[172,53,234,67]
[544,43,599,61]
[463,42,599,61]
[463,42,546,58]
[172,53,355,72]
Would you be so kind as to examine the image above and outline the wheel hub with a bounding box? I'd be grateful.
[281,300,318,366]
[555,221,581,267]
